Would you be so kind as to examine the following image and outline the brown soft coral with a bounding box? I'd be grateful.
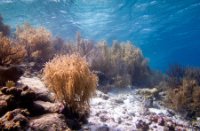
[0,35,26,66]
[167,79,200,119]
[16,23,54,63]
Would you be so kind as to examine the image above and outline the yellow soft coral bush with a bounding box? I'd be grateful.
[42,54,97,113]
[0,35,26,66]
[16,23,54,63]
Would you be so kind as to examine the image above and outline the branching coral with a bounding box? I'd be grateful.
[42,54,97,114]
[16,23,54,63]
[0,35,26,66]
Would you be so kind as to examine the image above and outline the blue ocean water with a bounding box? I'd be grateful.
[0,0,200,71]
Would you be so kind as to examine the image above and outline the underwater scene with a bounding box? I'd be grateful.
[0,0,200,130]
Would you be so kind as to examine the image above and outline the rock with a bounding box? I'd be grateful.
[153,125,157,128]
[33,101,63,113]
[93,71,108,86]
[136,120,149,130]
[29,62,36,67]
[158,117,165,126]
[19,77,55,102]
[117,117,122,124]
[166,121,175,131]
[96,91,109,100]
[19,77,49,94]
[158,91,166,97]
[137,88,159,98]
[21,88,36,100]
[114,116,122,124]
[0,94,14,116]
[95,125,110,131]
[192,121,200,130]
[128,111,135,116]
[0,86,36,106]
[144,97,153,108]
[167,109,175,117]
[152,101,161,109]
[113,99,124,104]
[29,113,69,131]
[150,115,158,123]
[100,115,108,122]
[0,99,7,108]
[0,65,24,86]
[0,86,56,117]
[65,118,81,130]
[0,109,29,130]
[102,94,109,100]
[82,125,90,130]
[35,92,55,102]
[175,126,187,131]
[95,112,101,117]
[148,108,168,116]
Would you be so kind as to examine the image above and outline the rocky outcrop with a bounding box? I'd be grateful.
[0,109,29,130]
[0,85,80,130]
[29,113,69,131]
[0,86,36,117]
[18,77,54,102]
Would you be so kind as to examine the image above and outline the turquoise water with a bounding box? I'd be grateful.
[0,0,200,71]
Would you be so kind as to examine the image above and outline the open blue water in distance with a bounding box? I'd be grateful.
[0,0,200,71]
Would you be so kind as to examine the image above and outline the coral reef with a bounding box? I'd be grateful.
[43,54,97,115]
[0,14,198,130]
